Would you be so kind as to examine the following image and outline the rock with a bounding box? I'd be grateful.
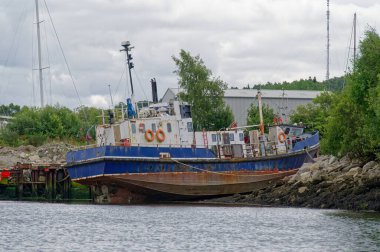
[299,171,312,184]
[311,170,324,183]
[287,174,299,184]
[363,161,378,173]
[298,186,308,194]
[328,156,337,165]
[309,163,321,172]
[28,155,40,163]
[345,167,361,178]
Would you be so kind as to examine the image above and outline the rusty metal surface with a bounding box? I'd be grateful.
[78,169,296,201]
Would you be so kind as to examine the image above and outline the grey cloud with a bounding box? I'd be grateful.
[1,0,380,108]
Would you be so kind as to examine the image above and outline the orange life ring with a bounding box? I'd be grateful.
[156,128,165,142]
[278,132,286,143]
[145,129,154,142]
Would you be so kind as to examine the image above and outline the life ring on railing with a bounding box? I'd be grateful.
[156,128,165,142]
[145,129,154,142]
[278,132,286,143]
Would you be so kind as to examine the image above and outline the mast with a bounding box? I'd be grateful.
[353,13,357,66]
[257,90,264,136]
[326,0,330,81]
[120,41,134,99]
[35,0,44,107]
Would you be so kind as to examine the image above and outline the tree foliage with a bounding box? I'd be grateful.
[246,103,276,130]
[0,103,22,116]
[172,49,234,130]
[290,92,334,136]
[0,105,102,146]
[322,29,380,159]
[245,76,344,92]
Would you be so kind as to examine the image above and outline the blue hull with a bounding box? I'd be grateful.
[65,138,319,203]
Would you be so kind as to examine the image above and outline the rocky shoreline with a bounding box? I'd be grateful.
[0,143,72,167]
[204,155,380,211]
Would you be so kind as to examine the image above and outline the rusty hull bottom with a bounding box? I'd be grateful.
[79,170,297,204]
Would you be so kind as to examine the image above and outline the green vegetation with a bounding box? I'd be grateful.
[172,49,234,130]
[290,29,380,160]
[290,92,334,136]
[243,76,344,92]
[247,103,276,130]
[0,105,102,147]
[0,103,22,116]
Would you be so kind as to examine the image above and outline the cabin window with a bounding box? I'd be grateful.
[212,134,217,142]
[187,122,193,132]
[152,123,156,132]
[229,133,234,142]
[131,123,136,134]
[167,123,172,133]
[239,133,244,141]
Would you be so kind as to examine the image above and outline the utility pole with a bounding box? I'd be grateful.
[326,0,330,81]
[35,0,44,107]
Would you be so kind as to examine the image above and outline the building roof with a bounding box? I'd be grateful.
[165,88,323,100]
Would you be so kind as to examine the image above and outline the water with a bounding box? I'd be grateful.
[0,202,379,251]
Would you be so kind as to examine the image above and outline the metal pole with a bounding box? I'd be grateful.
[108,84,114,107]
[326,0,330,81]
[35,0,44,107]
[126,50,134,95]
[353,13,357,66]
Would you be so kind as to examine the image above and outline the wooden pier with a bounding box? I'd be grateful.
[0,163,90,201]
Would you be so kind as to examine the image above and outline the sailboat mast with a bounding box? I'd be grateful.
[353,13,357,65]
[35,0,44,107]
[326,0,330,81]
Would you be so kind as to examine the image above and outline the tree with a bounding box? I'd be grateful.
[246,103,276,130]
[323,28,380,159]
[172,50,234,130]
[290,92,334,136]
[0,103,22,116]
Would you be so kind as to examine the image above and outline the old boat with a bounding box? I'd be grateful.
[65,42,319,204]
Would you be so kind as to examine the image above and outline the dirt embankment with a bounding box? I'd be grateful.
[206,156,380,211]
[0,143,73,167]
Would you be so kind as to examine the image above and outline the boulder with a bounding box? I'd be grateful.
[328,156,337,165]
[29,155,40,163]
[362,161,378,173]
[311,170,324,183]
[345,167,361,178]
[298,186,308,194]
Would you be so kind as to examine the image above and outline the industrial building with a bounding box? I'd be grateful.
[161,88,323,126]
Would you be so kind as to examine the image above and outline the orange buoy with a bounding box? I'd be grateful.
[156,128,165,142]
[145,129,154,142]
[278,132,286,143]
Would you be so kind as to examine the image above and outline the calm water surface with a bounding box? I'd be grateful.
[0,201,379,251]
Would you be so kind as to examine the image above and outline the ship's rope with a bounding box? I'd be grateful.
[304,148,316,163]
[169,158,284,177]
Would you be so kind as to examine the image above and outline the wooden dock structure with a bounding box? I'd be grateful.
[0,163,90,201]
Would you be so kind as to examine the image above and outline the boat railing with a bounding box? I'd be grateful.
[70,138,307,159]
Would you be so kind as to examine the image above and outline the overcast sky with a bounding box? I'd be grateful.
[0,0,379,109]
